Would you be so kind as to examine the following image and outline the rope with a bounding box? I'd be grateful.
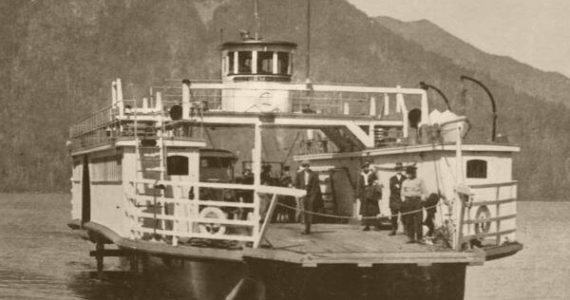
[274,201,444,220]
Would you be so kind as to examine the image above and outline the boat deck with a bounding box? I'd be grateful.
[244,224,484,267]
[78,221,484,268]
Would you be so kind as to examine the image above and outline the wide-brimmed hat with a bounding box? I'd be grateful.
[361,161,371,168]
[301,160,311,166]
[395,162,403,171]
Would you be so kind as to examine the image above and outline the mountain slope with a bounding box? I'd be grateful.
[0,0,569,200]
[376,16,570,107]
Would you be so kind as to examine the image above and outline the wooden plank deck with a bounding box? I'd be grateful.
[244,224,485,267]
[75,221,484,267]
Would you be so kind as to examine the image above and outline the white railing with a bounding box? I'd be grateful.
[454,181,518,250]
[124,179,306,248]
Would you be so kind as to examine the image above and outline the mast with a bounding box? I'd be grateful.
[305,0,311,81]
[254,0,261,39]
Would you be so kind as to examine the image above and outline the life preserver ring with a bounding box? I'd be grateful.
[198,207,227,235]
[474,205,491,234]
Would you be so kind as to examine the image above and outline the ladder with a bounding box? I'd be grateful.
[133,103,169,243]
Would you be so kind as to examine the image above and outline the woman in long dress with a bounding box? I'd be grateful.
[357,162,382,231]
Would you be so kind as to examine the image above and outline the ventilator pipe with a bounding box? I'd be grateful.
[419,81,452,111]
[116,78,124,117]
[459,75,497,142]
[182,79,191,118]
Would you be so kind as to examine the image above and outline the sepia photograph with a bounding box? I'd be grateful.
[1,0,568,299]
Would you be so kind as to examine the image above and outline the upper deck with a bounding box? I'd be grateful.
[69,76,452,157]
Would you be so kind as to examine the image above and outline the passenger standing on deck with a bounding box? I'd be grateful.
[389,162,406,236]
[356,162,382,231]
[294,160,322,234]
[275,166,295,222]
[401,165,427,243]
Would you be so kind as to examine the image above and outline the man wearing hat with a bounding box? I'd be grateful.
[389,162,406,236]
[400,165,427,243]
[356,161,382,231]
[294,160,322,234]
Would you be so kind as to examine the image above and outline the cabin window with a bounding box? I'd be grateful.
[277,52,289,74]
[167,155,189,175]
[227,51,235,74]
[200,157,233,169]
[466,159,487,179]
[90,156,122,183]
[238,51,252,74]
[257,51,273,74]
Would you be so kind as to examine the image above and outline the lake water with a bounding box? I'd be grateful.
[0,193,568,299]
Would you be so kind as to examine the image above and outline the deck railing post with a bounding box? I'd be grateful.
[383,93,389,116]
[396,86,408,138]
[369,96,376,116]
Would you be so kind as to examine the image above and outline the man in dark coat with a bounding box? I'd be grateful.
[356,162,382,231]
[274,166,295,222]
[389,162,406,236]
[294,160,322,234]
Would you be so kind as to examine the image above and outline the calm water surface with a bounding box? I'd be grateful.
[0,193,568,299]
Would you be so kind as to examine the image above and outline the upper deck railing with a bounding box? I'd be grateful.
[69,79,433,152]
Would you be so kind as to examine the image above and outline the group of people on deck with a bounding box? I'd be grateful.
[253,159,437,243]
[356,161,436,244]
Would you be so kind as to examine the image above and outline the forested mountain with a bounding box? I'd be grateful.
[0,0,568,200]
[375,16,570,107]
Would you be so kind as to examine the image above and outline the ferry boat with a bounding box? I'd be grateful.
[67,34,522,300]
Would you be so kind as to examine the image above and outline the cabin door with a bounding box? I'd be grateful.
[81,156,91,222]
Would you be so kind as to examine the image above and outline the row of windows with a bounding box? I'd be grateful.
[226,51,290,75]
[166,156,234,176]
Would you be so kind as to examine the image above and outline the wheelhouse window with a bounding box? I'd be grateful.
[257,51,273,74]
[466,159,487,178]
[238,51,252,74]
[167,155,189,176]
[277,52,290,75]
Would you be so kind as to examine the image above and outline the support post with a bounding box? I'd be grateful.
[454,122,466,250]
[455,123,464,182]
[383,93,389,116]
[369,96,376,116]
[395,86,408,138]
[95,242,104,280]
[233,52,239,74]
[142,97,149,113]
[252,51,258,74]
[252,122,263,237]
[254,193,278,248]
[111,80,117,105]
[272,52,278,74]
